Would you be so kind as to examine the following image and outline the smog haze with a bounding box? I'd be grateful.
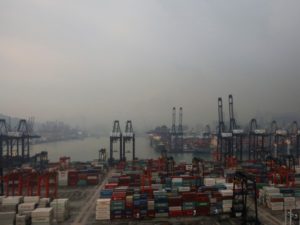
[1,1,300,132]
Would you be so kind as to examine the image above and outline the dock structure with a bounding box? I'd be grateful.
[109,120,136,165]
[109,120,122,165]
[0,118,40,195]
[169,107,184,153]
[123,120,135,161]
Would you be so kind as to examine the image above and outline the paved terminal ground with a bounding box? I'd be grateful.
[55,169,288,225]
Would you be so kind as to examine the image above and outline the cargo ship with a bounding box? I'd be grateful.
[183,134,212,153]
[149,133,213,153]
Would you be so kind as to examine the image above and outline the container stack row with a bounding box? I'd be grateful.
[0,196,69,224]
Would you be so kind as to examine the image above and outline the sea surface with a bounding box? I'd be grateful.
[32,136,212,163]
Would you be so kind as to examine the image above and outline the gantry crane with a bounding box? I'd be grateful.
[170,107,177,152]
[290,121,300,162]
[122,120,136,161]
[248,119,269,161]
[232,171,260,225]
[228,95,245,162]
[109,120,122,165]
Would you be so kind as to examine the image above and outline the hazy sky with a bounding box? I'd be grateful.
[1,1,300,132]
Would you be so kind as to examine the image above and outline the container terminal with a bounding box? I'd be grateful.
[0,96,300,225]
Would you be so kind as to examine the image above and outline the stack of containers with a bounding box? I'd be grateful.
[139,193,148,218]
[195,193,210,216]
[125,194,133,218]
[281,188,295,210]
[31,208,54,225]
[18,202,36,216]
[224,183,234,190]
[38,198,50,208]
[147,198,155,218]
[240,162,264,183]
[141,186,153,198]
[215,178,226,185]
[77,171,88,186]
[168,195,182,217]
[0,196,4,205]
[295,167,300,188]
[1,196,23,212]
[224,169,236,183]
[24,196,40,205]
[110,191,126,219]
[100,189,113,198]
[50,199,69,222]
[204,178,216,186]
[280,188,294,197]
[16,214,30,225]
[181,192,196,216]
[132,193,140,218]
[152,172,161,185]
[86,170,99,185]
[58,170,68,187]
[119,176,131,186]
[165,177,172,190]
[284,196,296,210]
[68,170,79,186]
[154,190,168,217]
[178,186,191,193]
[105,182,118,190]
[133,193,148,218]
[294,189,300,209]
[220,189,233,213]
[111,172,122,178]
[182,176,195,189]
[210,191,223,215]
[263,187,283,211]
[95,199,111,220]
[172,177,183,190]
[0,212,16,224]
[152,183,163,191]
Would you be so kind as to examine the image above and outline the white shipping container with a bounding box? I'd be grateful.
[18,203,36,212]
[220,190,233,197]
[204,178,216,186]
[58,171,69,187]
[178,186,190,192]
[24,196,40,204]
[215,178,226,184]
[87,175,99,180]
[16,214,28,225]
[0,212,16,224]
[96,198,111,220]
[169,206,182,211]
[31,207,54,225]
[185,164,193,171]
[2,196,23,205]
[172,178,183,182]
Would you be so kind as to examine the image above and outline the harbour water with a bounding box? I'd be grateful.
[32,136,212,163]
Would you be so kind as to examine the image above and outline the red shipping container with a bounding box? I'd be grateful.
[147,210,155,218]
[68,170,79,186]
[196,196,209,202]
[112,191,126,200]
[105,183,118,189]
[169,210,183,217]
[196,207,210,216]
[87,179,98,185]
[182,210,194,216]
[78,173,87,180]
[168,197,182,206]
